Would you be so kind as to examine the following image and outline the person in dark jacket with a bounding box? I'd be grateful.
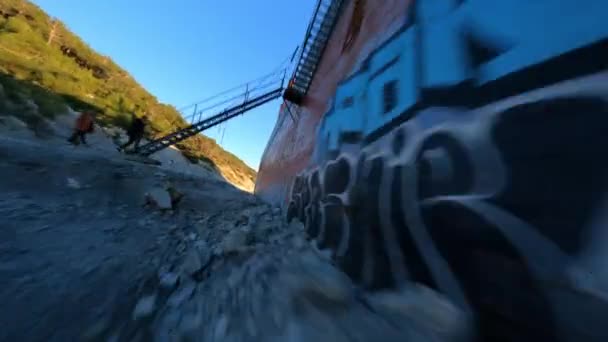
[118,114,147,152]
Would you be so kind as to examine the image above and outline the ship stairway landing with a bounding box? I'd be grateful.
[135,68,286,157]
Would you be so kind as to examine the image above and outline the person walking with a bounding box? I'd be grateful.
[118,114,147,152]
[67,110,95,146]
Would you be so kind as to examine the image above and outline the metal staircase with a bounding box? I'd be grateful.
[135,69,286,157]
[283,0,344,105]
[133,0,345,157]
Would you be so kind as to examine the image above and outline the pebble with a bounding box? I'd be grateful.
[181,248,202,275]
[66,177,81,189]
[222,229,251,254]
[132,294,157,320]
[145,188,173,210]
[159,272,179,289]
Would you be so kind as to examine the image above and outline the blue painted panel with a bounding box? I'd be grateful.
[314,0,608,156]
[421,11,470,88]
[364,29,417,135]
[462,0,608,84]
[317,71,368,152]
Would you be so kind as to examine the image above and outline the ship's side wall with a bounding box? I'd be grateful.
[256,0,608,207]
[254,1,608,338]
[255,0,412,204]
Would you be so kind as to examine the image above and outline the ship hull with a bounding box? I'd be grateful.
[256,0,608,340]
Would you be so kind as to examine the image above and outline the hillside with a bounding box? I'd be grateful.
[0,0,256,188]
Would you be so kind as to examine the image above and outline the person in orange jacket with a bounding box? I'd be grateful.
[67,110,96,145]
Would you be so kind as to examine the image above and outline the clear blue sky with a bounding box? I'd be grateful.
[32,0,316,170]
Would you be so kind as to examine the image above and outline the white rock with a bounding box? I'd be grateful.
[222,229,251,254]
[181,249,202,276]
[159,272,179,288]
[367,285,472,340]
[281,251,353,305]
[145,188,172,209]
[132,294,157,320]
[66,177,81,189]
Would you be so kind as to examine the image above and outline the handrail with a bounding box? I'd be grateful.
[184,79,282,122]
[285,0,344,98]
[294,0,324,72]
[176,67,287,113]
[136,87,283,156]
[182,71,285,125]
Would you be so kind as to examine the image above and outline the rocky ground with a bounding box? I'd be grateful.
[0,135,472,342]
[0,111,252,192]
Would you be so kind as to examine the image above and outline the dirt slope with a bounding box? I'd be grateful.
[0,134,470,341]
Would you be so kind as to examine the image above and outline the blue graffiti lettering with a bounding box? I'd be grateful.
[315,0,608,159]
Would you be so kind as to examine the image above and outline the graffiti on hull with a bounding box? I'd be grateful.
[287,0,608,340]
[314,0,608,159]
[255,0,411,203]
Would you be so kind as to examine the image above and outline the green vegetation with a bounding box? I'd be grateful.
[0,0,256,181]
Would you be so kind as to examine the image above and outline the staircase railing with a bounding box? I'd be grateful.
[134,68,286,157]
[283,0,344,105]
[180,68,287,126]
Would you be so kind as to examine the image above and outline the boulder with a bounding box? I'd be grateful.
[222,228,253,254]
[181,243,211,277]
[159,272,179,289]
[132,294,157,320]
[366,285,473,341]
[145,188,173,210]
